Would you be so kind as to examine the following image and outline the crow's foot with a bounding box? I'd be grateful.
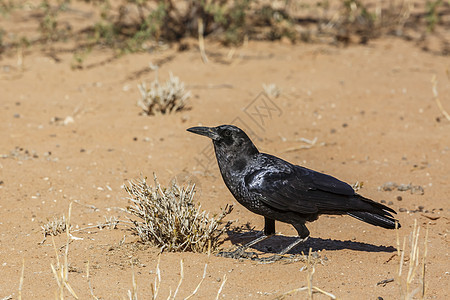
[217,248,258,260]
[252,254,284,263]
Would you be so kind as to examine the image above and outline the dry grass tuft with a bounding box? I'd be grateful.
[40,215,71,244]
[125,174,233,253]
[275,248,336,299]
[50,203,79,299]
[396,219,429,299]
[138,68,191,115]
[40,214,121,244]
[129,247,224,299]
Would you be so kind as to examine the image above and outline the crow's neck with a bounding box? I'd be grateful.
[214,143,259,182]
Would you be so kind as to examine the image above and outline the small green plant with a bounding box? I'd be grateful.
[137,69,191,115]
[0,0,15,15]
[71,47,92,69]
[125,175,233,253]
[39,0,70,41]
[0,27,4,52]
[425,0,443,32]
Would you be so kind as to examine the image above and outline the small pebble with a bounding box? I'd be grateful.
[380,200,386,204]
[399,208,407,212]
[396,196,402,201]
[388,201,393,205]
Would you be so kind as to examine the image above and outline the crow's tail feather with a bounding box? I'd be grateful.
[347,211,400,229]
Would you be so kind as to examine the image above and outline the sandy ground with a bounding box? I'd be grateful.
[1,34,449,299]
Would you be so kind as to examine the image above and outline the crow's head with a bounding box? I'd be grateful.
[187,125,259,156]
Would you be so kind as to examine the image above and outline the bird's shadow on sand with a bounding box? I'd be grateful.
[224,229,397,254]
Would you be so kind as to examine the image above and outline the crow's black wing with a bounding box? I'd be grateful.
[244,155,360,214]
[303,166,355,196]
[245,167,319,214]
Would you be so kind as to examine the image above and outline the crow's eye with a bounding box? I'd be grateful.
[224,130,231,137]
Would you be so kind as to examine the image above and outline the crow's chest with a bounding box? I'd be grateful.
[225,180,271,215]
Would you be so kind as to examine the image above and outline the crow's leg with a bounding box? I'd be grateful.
[219,217,275,259]
[279,223,309,254]
[218,232,273,259]
[257,223,310,262]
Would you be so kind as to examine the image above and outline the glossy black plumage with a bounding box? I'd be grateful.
[187,125,400,258]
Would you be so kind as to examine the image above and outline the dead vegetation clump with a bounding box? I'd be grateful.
[40,215,70,242]
[124,175,233,253]
[138,70,191,115]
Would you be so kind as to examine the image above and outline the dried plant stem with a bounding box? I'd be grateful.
[397,219,428,299]
[127,263,138,300]
[312,286,336,299]
[185,262,208,299]
[215,274,227,300]
[18,258,25,300]
[276,249,336,299]
[86,260,99,300]
[421,226,429,299]
[172,260,184,299]
[185,242,211,299]
[306,248,314,300]
[396,221,401,257]
[431,74,450,121]
[198,18,209,64]
[151,254,162,300]
[50,202,78,299]
[406,220,420,296]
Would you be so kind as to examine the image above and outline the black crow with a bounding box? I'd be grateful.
[187,125,400,259]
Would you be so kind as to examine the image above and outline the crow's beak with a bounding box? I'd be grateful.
[187,126,220,140]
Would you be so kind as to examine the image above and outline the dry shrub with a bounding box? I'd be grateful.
[41,215,70,241]
[137,72,191,115]
[124,175,233,253]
